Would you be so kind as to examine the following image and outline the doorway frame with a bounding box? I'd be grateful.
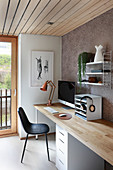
[0,35,18,137]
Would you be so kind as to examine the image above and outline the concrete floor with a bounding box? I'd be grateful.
[0,134,57,170]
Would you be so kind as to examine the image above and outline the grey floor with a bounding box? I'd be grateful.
[0,134,57,170]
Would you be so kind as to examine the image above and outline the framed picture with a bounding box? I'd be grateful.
[31,51,54,87]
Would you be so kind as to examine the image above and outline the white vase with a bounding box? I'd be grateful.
[94,45,104,62]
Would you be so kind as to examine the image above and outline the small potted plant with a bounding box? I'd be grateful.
[78,52,94,85]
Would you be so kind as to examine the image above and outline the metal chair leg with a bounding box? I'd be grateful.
[21,134,28,163]
[45,133,50,161]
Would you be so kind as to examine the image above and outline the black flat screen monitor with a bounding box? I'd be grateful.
[58,80,75,108]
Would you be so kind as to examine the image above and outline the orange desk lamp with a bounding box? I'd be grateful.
[40,80,56,106]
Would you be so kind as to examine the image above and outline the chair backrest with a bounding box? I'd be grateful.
[18,107,31,133]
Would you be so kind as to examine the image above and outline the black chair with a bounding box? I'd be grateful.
[18,107,50,163]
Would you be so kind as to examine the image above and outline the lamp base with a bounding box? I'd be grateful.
[47,100,52,106]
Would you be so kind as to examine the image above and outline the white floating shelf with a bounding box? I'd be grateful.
[77,82,104,86]
[85,82,104,85]
[86,72,109,75]
[86,61,110,65]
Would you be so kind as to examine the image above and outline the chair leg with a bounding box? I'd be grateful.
[21,134,28,163]
[45,133,50,161]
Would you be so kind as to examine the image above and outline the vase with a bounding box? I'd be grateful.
[94,45,104,62]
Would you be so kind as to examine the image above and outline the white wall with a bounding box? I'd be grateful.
[18,34,62,138]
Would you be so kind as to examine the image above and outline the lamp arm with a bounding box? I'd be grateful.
[47,80,56,104]
[50,86,55,102]
[48,83,53,100]
[48,80,56,88]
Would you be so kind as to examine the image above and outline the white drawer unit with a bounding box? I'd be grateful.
[75,94,102,120]
[56,125,68,170]
[56,125,104,170]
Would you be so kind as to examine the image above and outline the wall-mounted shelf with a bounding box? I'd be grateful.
[86,72,110,75]
[86,61,110,65]
[78,51,112,88]
[78,82,104,86]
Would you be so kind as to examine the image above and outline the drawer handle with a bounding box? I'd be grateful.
[59,149,64,154]
[59,138,64,144]
[59,159,64,165]
[59,131,64,136]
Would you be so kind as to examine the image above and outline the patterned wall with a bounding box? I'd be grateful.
[62,8,113,169]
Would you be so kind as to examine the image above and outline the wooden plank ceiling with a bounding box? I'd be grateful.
[0,0,113,37]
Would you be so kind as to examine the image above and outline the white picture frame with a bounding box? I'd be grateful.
[31,51,54,87]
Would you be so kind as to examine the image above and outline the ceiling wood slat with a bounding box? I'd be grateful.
[54,0,113,36]
[21,0,50,33]
[2,0,11,34]
[15,0,41,35]
[13,0,32,35]
[58,0,113,36]
[32,0,70,34]
[0,0,112,36]
[41,0,91,35]
[37,0,80,34]
[49,0,106,36]
[44,0,101,35]
[8,0,30,35]
[50,0,81,23]
[39,0,81,35]
[4,0,21,35]
[0,0,9,34]
[26,0,61,34]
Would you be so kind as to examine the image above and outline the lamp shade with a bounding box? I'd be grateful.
[40,81,48,91]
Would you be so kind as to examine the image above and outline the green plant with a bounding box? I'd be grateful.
[78,52,89,85]
[4,73,11,89]
[0,55,11,66]
[0,82,5,88]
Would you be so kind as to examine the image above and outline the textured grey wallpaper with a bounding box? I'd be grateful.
[62,8,113,169]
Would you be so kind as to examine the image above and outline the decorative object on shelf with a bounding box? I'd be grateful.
[40,80,56,106]
[31,51,54,87]
[88,77,97,83]
[91,69,103,73]
[78,52,94,85]
[98,81,102,84]
[81,79,89,82]
[94,45,104,62]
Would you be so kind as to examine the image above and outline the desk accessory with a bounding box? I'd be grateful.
[80,96,95,112]
[54,113,72,120]
[40,80,56,106]
[44,107,58,114]
[75,94,102,120]
[59,113,67,117]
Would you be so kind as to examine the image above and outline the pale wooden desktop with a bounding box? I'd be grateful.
[34,103,113,166]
